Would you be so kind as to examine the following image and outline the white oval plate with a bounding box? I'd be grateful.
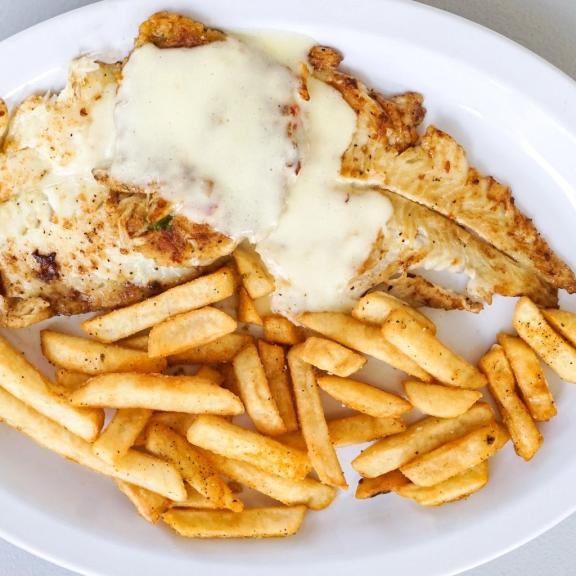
[2,1,576,575]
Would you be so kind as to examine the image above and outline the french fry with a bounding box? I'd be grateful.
[542,308,576,347]
[287,348,347,488]
[163,506,306,539]
[115,479,169,523]
[298,312,431,381]
[394,462,489,506]
[497,333,556,421]
[0,335,102,442]
[233,343,287,436]
[352,292,436,333]
[232,246,275,299]
[238,286,263,326]
[0,387,186,500]
[0,98,7,141]
[352,403,494,478]
[403,380,481,418]
[82,266,237,342]
[41,331,166,375]
[257,340,298,433]
[400,422,509,487]
[355,470,409,499]
[513,297,576,383]
[169,333,253,365]
[70,373,244,415]
[146,412,197,438]
[317,376,412,418]
[480,345,543,461]
[55,368,90,390]
[93,408,152,464]
[195,365,224,386]
[297,337,367,377]
[280,414,406,450]
[208,453,337,510]
[148,307,237,358]
[187,415,310,480]
[171,486,239,510]
[263,315,303,345]
[146,423,241,511]
[116,333,149,351]
[220,363,241,397]
[382,308,487,389]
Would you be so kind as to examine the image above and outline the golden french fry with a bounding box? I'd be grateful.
[116,333,150,351]
[115,479,169,523]
[195,365,224,386]
[41,331,166,375]
[0,98,7,142]
[163,506,306,539]
[0,387,186,500]
[171,486,240,510]
[287,348,347,488]
[513,297,576,383]
[480,345,543,461]
[148,306,237,358]
[352,403,494,478]
[146,423,241,511]
[93,408,152,464]
[542,308,576,347]
[70,373,244,415]
[352,292,436,333]
[355,470,409,499]
[297,337,366,377]
[257,340,298,433]
[400,422,509,487]
[298,312,431,381]
[382,308,487,389]
[263,314,303,345]
[169,333,253,365]
[146,412,197,438]
[187,415,310,481]
[233,343,286,436]
[208,453,337,510]
[232,246,275,299]
[238,286,263,326]
[82,266,236,342]
[395,462,489,506]
[280,414,406,451]
[497,333,556,421]
[54,368,90,390]
[317,375,412,418]
[403,380,481,418]
[220,364,241,397]
[0,335,102,442]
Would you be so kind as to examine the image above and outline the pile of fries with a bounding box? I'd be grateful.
[0,247,575,539]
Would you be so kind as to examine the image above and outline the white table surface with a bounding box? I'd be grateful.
[1,0,575,574]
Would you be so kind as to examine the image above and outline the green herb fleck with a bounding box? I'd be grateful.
[148,214,173,231]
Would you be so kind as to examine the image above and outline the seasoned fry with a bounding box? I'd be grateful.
[146,412,196,438]
[169,333,253,365]
[163,506,306,539]
[355,470,409,499]
[41,331,166,375]
[352,292,436,333]
[257,340,298,433]
[298,312,431,381]
[70,373,244,415]
[382,308,487,389]
[187,415,310,480]
[171,487,237,510]
[115,479,169,523]
[263,314,303,345]
[400,422,509,486]
[0,387,186,500]
[297,337,367,377]
[232,246,275,299]
[195,365,224,386]
[146,424,241,511]
[287,348,347,488]
[403,380,481,418]
[513,297,576,383]
[233,343,287,436]
[116,333,149,352]
[0,335,102,442]
[82,266,237,342]
[317,375,412,418]
[395,462,489,506]
[208,453,337,510]
[497,333,556,421]
[480,345,543,460]
[542,308,576,347]
[238,286,263,325]
[54,368,90,390]
[0,98,7,142]
[352,403,494,478]
[93,408,152,464]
